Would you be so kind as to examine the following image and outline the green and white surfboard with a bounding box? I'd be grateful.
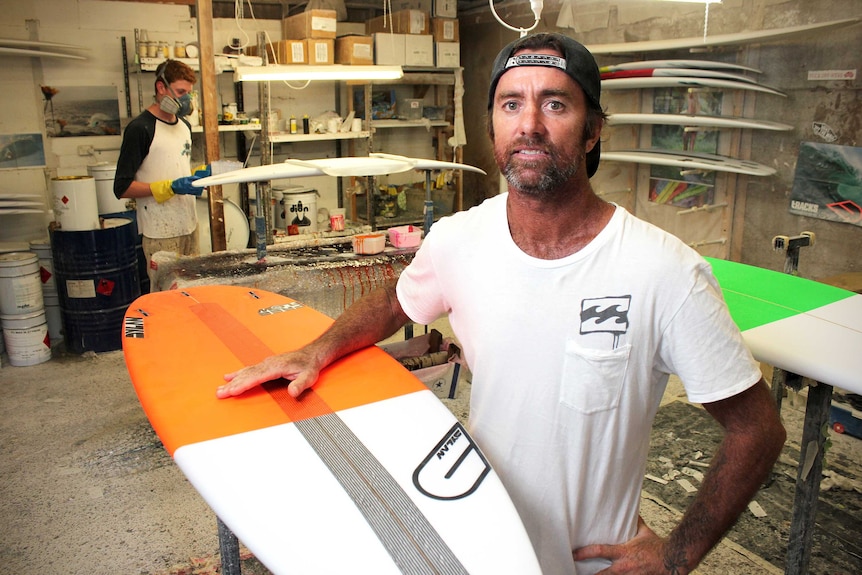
[707,258,861,393]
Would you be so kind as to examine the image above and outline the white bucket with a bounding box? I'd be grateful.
[28,239,57,297]
[283,188,318,233]
[52,176,100,231]
[0,252,44,315]
[271,189,286,231]
[195,198,250,254]
[87,163,129,214]
[1,309,51,366]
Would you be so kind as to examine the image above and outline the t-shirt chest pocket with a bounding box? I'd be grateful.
[560,340,632,414]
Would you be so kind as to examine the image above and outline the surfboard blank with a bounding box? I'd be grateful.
[586,18,861,54]
[601,76,786,97]
[606,113,793,131]
[600,59,762,74]
[194,153,487,187]
[0,46,86,60]
[602,149,776,176]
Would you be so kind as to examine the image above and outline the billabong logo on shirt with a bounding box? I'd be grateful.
[580,296,631,344]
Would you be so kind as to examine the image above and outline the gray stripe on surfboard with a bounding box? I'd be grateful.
[296,413,468,574]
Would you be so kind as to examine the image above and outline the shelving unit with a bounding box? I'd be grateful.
[346,67,464,229]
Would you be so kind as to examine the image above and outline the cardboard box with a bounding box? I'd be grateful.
[405,34,434,66]
[431,18,459,42]
[279,39,307,64]
[306,38,334,65]
[391,0,433,11]
[335,35,374,65]
[367,10,430,35]
[337,22,368,37]
[283,9,337,39]
[435,41,460,68]
[433,0,457,18]
[373,32,406,65]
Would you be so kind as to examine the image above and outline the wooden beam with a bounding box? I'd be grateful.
[196,0,226,252]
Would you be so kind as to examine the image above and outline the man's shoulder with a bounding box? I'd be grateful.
[125,110,157,134]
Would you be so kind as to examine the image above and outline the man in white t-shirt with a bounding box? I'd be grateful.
[216,34,786,575]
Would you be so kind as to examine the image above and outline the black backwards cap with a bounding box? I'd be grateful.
[487,33,602,177]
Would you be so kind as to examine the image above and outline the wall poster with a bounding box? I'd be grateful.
[789,142,862,228]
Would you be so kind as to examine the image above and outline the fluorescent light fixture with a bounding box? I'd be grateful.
[235,65,404,82]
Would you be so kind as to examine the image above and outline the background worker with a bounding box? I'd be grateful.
[114,59,208,287]
[217,33,786,575]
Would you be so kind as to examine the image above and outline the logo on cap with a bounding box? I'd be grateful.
[505,54,567,72]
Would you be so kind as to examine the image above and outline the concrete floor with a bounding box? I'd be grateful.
[1,334,859,575]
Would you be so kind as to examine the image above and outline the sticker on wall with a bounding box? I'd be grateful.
[43,85,121,137]
[789,142,862,228]
[813,122,838,142]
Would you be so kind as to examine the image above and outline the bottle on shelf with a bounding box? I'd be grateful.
[289,115,298,134]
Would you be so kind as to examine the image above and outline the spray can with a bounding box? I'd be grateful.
[302,114,310,134]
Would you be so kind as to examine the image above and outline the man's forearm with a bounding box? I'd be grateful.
[664,381,786,573]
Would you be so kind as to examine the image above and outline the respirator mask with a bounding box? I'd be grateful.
[157,70,193,118]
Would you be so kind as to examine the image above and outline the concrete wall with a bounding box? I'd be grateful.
[462,0,861,281]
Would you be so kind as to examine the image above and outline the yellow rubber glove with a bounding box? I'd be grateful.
[150,180,175,203]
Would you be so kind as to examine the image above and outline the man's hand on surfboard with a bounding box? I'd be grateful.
[218,351,321,399]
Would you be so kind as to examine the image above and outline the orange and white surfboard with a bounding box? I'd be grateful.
[122,286,541,574]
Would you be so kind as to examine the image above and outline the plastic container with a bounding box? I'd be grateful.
[388,225,422,248]
[352,233,386,255]
[87,163,128,214]
[401,98,424,121]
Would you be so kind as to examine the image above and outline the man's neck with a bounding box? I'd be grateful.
[506,183,615,260]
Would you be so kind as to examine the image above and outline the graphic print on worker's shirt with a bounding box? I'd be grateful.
[560,295,633,414]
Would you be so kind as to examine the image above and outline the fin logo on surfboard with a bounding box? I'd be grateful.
[413,422,492,501]
[258,301,304,316]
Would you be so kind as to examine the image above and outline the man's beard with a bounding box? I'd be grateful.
[498,137,579,197]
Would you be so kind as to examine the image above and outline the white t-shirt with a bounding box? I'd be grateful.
[396,194,761,575]
[115,111,196,239]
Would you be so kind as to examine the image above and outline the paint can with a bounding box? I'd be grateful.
[0,252,44,315]
[29,239,57,298]
[87,163,129,214]
[50,218,140,354]
[283,188,319,233]
[52,176,100,231]
[0,309,51,366]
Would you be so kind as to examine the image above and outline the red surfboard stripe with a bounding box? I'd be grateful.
[191,302,335,422]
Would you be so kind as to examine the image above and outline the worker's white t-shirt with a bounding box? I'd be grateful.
[396,194,761,575]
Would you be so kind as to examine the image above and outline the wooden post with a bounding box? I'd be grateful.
[196,0,226,252]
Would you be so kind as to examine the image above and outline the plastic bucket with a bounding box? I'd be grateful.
[271,189,286,231]
[0,252,44,315]
[1,309,51,366]
[50,218,140,354]
[195,198,250,254]
[52,176,100,231]
[87,163,129,214]
[283,189,318,233]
